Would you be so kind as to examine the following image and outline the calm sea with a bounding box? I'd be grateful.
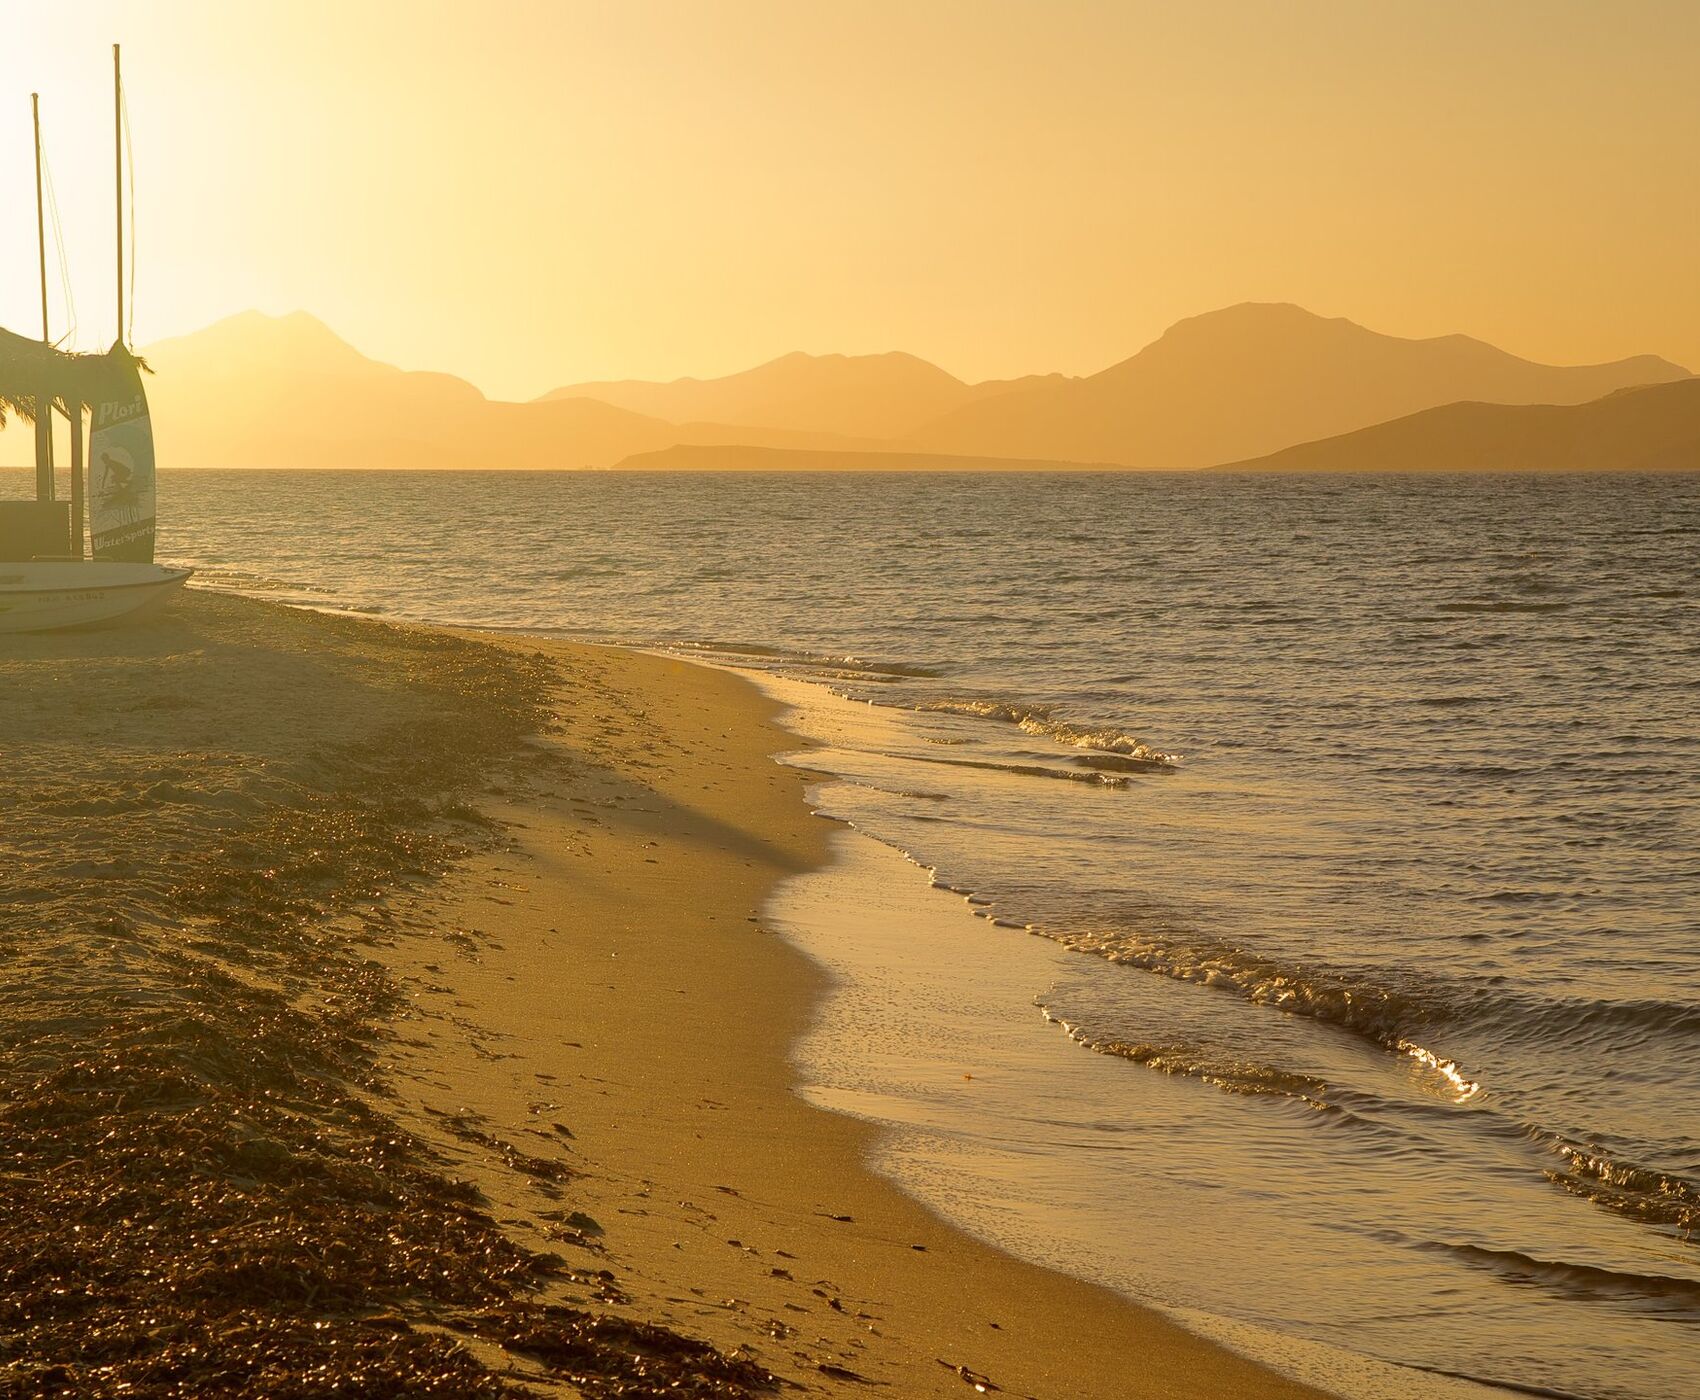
[36,467,1700,1398]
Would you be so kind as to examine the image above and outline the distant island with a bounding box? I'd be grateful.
[612,445,1117,472]
[1216,379,1700,473]
[3,303,1691,472]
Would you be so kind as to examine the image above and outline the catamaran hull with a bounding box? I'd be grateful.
[0,564,193,634]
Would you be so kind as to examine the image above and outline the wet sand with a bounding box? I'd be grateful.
[371,633,1329,1398]
[2,591,1327,1397]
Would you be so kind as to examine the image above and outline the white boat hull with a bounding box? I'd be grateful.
[0,562,194,634]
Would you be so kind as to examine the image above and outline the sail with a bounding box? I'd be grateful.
[87,347,155,562]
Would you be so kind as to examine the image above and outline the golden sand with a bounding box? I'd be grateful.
[371,633,1328,1398]
[1,592,1325,1397]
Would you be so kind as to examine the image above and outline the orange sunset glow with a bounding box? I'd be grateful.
[3,7,1696,1400]
[4,1,1698,399]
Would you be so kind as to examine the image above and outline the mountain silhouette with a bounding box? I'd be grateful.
[8,305,1686,473]
[135,312,876,469]
[543,351,1061,440]
[1213,378,1700,473]
[906,303,1690,467]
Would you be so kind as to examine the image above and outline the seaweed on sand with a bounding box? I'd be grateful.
[0,595,775,1398]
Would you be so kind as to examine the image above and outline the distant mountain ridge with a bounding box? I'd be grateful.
[5,304,1685,472]
[904,303,1692,468]
[130,312,880,470]
[543,351,1064,439]
[1214,378,1700,473]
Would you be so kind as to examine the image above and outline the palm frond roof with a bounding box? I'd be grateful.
[0,326,129,427]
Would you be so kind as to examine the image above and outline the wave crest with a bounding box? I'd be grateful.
[914,698,1179,766]
[1039,1010,1334,1108]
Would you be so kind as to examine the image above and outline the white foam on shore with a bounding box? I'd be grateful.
[710,663,1515,1400]
[759,820,1514,1400]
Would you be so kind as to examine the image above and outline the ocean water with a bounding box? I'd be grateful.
[23,466,1697,1398]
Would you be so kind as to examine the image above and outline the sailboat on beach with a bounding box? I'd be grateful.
[0,45,190,634]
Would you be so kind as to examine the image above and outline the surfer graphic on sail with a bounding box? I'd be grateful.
[96,446,139,516]
[88,360,155,561]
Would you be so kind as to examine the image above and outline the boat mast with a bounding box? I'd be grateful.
[32,93,53,502]
[33,95,49,345]
[114,44,124,350]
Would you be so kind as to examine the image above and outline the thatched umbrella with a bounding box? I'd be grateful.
[0,325,122,427]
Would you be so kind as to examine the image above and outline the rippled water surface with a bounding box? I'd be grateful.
[60,467,1700,1397]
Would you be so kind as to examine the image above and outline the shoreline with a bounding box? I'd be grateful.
[4,591,1327,1396]
[721,665,1522,1400]
[374,626,1333,1397]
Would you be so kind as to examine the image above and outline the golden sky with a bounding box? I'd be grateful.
[3,1,1697,400]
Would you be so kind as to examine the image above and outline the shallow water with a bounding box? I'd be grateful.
[767,826,1521,1400]
[20,465,1694,1398]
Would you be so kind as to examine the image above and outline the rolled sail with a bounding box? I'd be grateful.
[88,347,155,563]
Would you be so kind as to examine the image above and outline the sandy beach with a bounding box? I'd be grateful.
[6,10,1695,1395]
[2,590,1326,1397]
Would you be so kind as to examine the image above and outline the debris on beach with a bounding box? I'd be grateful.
[0,597,775,1398]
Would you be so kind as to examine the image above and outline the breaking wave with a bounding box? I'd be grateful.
[1037,1010,1335,1109]
[1040,924,1700,1241]
[912,697,1180,766]
[1543,1141,1700,1237]
[1047,926,1480,1094]
[904,752,1134,788]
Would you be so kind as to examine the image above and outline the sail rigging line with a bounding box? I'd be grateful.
[41,153,78,349]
